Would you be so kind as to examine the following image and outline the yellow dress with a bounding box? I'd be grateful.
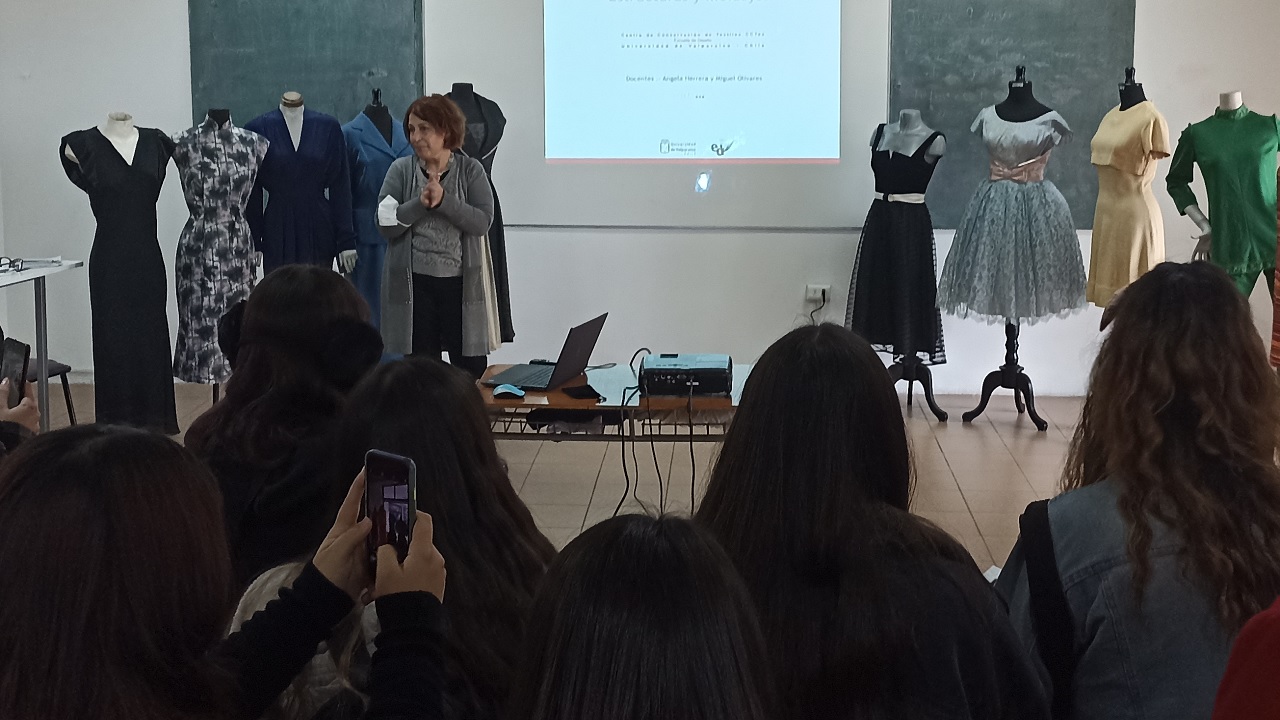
[1088,102,1171,306]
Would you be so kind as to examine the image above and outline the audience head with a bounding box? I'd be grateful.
[334,357,555,718]
[508,515,773,720]
[696,324,980,718]
[697,323,915,564]
[1067,260,1280,629]
[187,265,381,465]
[0,425,234,720]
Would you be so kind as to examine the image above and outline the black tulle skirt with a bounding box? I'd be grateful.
[844,199,946,365]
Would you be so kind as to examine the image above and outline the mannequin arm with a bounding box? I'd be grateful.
[63,146,79,164]
[925,135,947,162]
[1186,206,1213,261]
[338,250,358,273]
[1165,128,1200,215]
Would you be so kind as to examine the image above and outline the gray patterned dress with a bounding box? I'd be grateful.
[936,107,1086,324]
[171,116,269,383]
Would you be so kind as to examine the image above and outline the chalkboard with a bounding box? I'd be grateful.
[188,0,423,129]
[890,0,1136,229]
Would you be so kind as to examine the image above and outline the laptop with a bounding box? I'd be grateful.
[484,313,608,391]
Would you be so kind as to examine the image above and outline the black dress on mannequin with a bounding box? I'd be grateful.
[447,83,515,343]
[60,128,179,434]
[846,124,948,421]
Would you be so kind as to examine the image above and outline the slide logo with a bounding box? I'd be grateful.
[710,140,736,156]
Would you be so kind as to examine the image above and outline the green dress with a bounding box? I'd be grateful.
[1166,106,1280,291]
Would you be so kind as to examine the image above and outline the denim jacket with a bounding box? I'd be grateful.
[1000,480,1234,720]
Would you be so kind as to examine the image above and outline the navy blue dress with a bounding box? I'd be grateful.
[343,113,412,327]
[244,109,355,272]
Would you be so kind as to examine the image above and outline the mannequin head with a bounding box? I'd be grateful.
[404,94,466,164]
[1118,67,1147,110]
[281,91,304,109]
[1220,91,1244,111]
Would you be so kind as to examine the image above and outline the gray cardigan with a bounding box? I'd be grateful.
[1001,480,1235,720]
[377,154,496,356]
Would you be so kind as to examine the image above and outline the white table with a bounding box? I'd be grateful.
[0,262,85,431]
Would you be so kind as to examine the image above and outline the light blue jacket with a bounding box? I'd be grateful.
[1001,480,1235,720]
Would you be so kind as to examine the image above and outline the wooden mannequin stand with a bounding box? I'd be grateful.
[961,322,1048,431]
[888,356,948,422]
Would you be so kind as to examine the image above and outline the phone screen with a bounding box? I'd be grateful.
[0,339,29,409]
[364,450,417,567]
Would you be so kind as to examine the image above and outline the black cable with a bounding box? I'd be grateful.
[613,345,647,518]
[614,384,642,518]
[688,383,696,512]
[650,392,666,514]
[809,288,829,324]
[629,347,652,375]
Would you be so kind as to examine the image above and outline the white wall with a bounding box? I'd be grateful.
[0,0,192,372]
[0,0,1277,396]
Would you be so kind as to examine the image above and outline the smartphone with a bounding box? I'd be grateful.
[362,450,417,568]
[0,338,30,409]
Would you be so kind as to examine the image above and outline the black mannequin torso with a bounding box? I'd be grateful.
[206,108,232,128]
[994,67,1052,122]
[1118,67,1148,111]
[364,89,393,146]
[449,82,487,150]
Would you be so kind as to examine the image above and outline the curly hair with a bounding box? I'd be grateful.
[1063,261,1280,630]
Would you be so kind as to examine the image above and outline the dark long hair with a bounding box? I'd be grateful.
[0,425,236,720]
[695,324,979,719]
[334,358,556,720]
[507,515,774,720]
[186,266,372,469]
[1065,261,1280,630]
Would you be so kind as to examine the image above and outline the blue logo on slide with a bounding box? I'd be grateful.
[711,140,736,156]
[660,140,671,154]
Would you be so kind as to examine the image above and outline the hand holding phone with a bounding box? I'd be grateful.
[373,511,447,602]
[1,338,30,410]
[363,450,418,569]
[312,471,374,601]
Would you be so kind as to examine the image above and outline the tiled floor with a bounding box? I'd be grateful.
[50,384,1082,567]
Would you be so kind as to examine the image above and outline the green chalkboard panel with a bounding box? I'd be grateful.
[891,0,1136,229]
[189,0,423,128]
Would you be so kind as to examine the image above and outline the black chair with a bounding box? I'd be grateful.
[25,359,76,426]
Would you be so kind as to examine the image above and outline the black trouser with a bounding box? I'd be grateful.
[410,274,488,379]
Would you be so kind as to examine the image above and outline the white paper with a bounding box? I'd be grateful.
[377,196,399,227]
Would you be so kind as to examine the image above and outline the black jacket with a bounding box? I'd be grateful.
[222,563,444,720]
[209,424,340,590]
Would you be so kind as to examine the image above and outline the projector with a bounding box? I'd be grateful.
[639,354,732,397]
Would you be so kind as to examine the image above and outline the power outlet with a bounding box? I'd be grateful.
[805,284,831,303]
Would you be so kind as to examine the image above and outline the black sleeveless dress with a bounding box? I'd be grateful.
[60,128,180,434]
[845,125,947,366]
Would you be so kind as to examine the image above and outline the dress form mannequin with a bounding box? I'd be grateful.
[1183,92,1245,261]
[364,88,393,147]
[280,91,305,151]
[206,108,232,127]
[872,109,947,161]
[271,91,355,272]
[64,112,139,165]
[995,66,1052,122]
[1118,67,1148,111]
[450,83,481,128]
